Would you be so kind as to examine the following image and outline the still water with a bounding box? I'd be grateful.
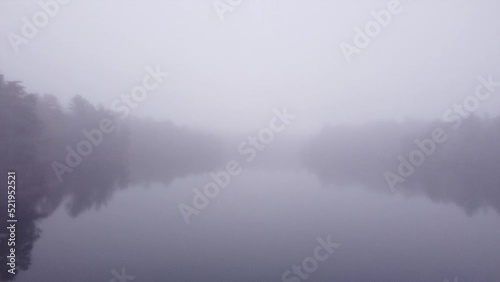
[15,169,500,282]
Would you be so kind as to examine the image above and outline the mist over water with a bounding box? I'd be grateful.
[1,1,500,281]
[1,79,500,281]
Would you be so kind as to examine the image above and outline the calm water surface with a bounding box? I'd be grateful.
[15,169,500,282]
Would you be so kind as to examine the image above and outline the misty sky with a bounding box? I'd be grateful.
[1,0,500,134]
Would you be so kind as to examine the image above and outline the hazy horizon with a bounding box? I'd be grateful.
[1,0,500,135]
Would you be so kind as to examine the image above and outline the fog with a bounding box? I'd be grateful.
[1,1,500,281]
[1,0,500,134]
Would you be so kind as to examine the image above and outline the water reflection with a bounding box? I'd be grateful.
[1,75,500,280]
[301,117,500,215]
[0,76,224,280]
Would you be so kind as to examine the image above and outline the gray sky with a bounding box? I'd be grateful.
[1,0,500,134]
